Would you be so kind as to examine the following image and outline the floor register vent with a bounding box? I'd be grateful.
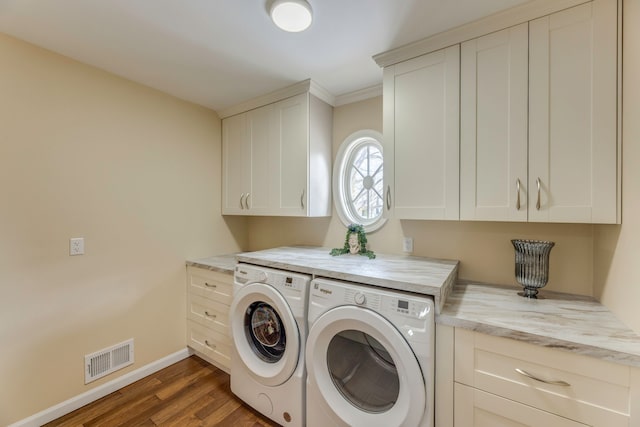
[85,338,134,384]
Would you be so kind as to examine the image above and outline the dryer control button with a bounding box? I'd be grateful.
[354,292,366,305]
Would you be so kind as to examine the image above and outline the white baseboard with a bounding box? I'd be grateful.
[9,347,193,427]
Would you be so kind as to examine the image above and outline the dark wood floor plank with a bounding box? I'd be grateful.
[83,394,161,427]
[42,392,126,427]
[199,398,243,426]
[45,356,280,427]
[149,372,219,425]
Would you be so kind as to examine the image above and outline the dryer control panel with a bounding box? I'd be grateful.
[310,278,434,326]
[340,288,431,320]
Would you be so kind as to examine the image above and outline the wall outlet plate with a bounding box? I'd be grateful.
[402,237,413,253]
[70,237,85,256]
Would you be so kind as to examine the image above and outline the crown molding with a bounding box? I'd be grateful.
[373,0,591,68]
[217,79,335,118]
[334,84,382,107]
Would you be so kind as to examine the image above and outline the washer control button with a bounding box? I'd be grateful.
[354,292,366,305]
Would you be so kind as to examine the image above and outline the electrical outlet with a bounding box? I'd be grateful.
[402,237,413,253]
[70,237,85,256]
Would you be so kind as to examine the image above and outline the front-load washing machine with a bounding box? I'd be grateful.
[230,263,310,427]
[306,278,435,427]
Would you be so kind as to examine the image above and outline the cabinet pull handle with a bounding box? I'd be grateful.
[300,189,305,209]
[516,179,521,211]
[386,185,391,210]
[245,193,250,210]
[204,282,217,289]
[204,340,216,349]
[515,368,570,387]
[240,193,246,209]
[536,178,541,210]
[204,311,217,319]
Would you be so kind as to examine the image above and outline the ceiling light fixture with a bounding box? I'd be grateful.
[270,0,313,33]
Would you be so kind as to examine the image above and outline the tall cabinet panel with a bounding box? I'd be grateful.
[460,23,529,222]
[273,94,308,214]
[222,113,250,215]
[529,0,617,223]
[246,105,273,214]
[383,45,460,220]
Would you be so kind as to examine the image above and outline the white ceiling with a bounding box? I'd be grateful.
[0,0,531,113]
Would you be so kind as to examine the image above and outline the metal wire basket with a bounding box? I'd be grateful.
[511,239,555,298]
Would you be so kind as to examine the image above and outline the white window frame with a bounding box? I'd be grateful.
[333,130,387,233]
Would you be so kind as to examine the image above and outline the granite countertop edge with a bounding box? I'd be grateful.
[186,254,237,274]
[438,281,640,369]
[436,313,640,368]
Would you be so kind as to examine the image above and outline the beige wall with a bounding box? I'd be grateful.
[248,97,595,295]
[594,0,640,333]
[0,34,246,424]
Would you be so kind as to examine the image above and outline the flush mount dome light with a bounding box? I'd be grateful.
[270,0,313,32]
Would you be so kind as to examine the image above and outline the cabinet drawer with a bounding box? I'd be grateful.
[187,320,232,372]
[455,329,631,426]
[187,267,233,305]
[187,293,229,335]
[455,383,587,427]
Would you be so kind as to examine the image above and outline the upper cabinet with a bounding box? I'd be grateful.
[221,82,333,217]
[528,0,618,223]
[383,45,460,220]
[377,0,620,224]
[460,24,529,222]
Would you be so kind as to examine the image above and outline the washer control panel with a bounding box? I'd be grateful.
[235,263,310,291]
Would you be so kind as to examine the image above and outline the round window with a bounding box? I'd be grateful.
[245,302,286,363]
[333,130,386,233]
[326,329,399,413]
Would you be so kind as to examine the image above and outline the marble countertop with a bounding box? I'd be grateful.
[185,249,640,368]
[186,254,237,274]
[438,281,640,368]
[236,246,459,314]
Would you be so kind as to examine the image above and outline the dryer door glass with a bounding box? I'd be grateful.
[327,329,399,413]
[245,302,286,363]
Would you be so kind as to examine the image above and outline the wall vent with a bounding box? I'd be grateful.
[84,338,134,384]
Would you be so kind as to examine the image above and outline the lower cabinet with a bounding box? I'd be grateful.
[455,383,587,427]
[186,266,233,373]
[452,328,635,427]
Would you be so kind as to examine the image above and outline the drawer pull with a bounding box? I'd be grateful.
[204,311,217,319]
[204,282,217,289]
[515,368,570,387]
[204,340,216,349]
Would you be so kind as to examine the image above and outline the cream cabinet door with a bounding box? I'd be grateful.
[272,93,309,216]
[529,0,618,223]
[455,383,587,427]
[222,113,250,214]
[460,23,528,222]
[383,45,460,220]
[245,105,272,214]
[221,107,272,215]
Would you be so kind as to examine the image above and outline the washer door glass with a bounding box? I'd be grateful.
[246,302,286,363]
[327,329,398,413]
[229,282,301,387]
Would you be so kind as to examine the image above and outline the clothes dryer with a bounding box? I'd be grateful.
[306,278,435,427]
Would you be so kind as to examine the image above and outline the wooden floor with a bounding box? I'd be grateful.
[45,356,281,427]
